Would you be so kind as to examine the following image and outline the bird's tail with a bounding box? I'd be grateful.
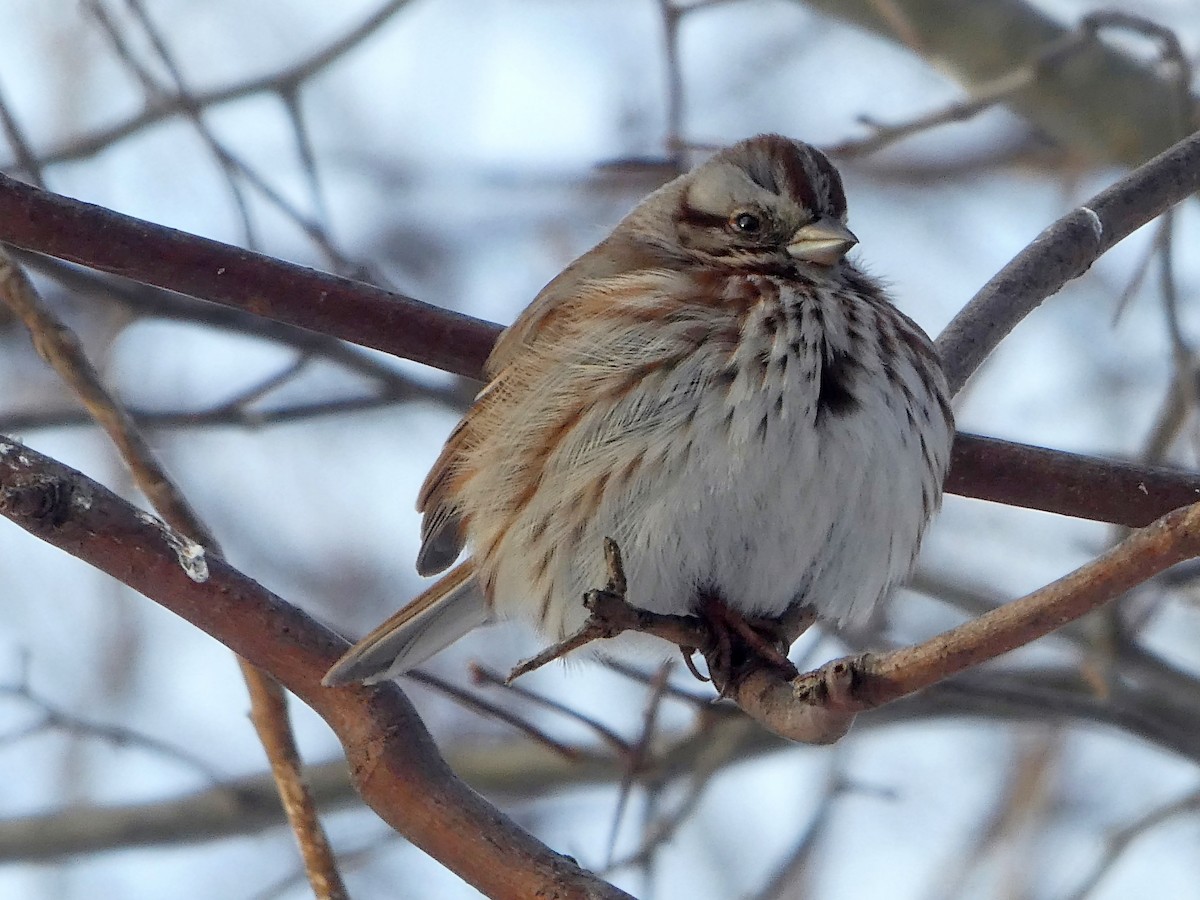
[322,559,487,686]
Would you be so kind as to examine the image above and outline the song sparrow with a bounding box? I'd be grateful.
[324,134,954,686]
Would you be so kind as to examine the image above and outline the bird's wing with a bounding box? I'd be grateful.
[415,236,661,575]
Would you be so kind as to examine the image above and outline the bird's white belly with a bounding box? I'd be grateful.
[617,389,923,627]
[503,371,933,640]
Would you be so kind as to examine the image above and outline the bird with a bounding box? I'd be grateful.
[323,134,954,687]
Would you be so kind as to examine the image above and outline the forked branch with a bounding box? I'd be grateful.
[0,438,632,900]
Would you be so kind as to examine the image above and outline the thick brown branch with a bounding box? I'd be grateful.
[0,248,346,898]
[949,433,1200,528]
[0,438,630,900]
[0,172,498,379]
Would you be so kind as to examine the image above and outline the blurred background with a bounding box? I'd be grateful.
[2,1,1200,898]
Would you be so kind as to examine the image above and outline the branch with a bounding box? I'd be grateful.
[948,433,1200,528]
[1,0,418,173]
[6,662,1200,863]
[936,127,1200,394]
[581,499,1200,743]
[0,438,631,900]
[0,247,347,898]
[0,172,496,377]
[505,539,849,744]
[793,502,1200,715]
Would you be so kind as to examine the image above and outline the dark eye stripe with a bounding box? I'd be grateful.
[678,204,732,230]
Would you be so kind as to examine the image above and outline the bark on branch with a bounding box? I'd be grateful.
[791,502,1200,714]
[0,439,631,900]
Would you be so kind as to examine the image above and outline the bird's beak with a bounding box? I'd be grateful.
[786,218,858,266]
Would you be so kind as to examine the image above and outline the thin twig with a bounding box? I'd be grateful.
[750,761,847,900]
[657,0,687,168]
[606,663,671,864]
[0,679,224,781]
[405,670,584,761]
[87,0,258,245]
[828,68,1034,160]
[506,539,709,682]
[10,248,468,408]
[922,733,1061,900]
[1063,787,1200,900]
[470,664,632,754]
[0,390,446,433]
[606,707,756,876]
[1,0,418,173]
[601,659,713,708]
[0,82,44,188]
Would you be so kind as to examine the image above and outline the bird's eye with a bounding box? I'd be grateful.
[730,211,762,234]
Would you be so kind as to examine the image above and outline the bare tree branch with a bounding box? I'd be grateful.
[4,662,1198,864]
[937,128,1200,395]
[0,171,495,376]
[946,434,1200,529]
[0,437,632,900]
[799,502,1200,714]
[0,0,418,174]
[0,247,348,898]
